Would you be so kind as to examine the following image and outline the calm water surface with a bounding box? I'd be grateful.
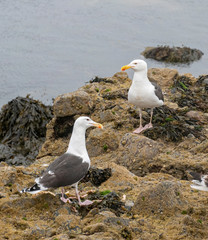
[0,0,208,107]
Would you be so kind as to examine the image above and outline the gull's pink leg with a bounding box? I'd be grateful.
[75,183,94,206]
[143,108,154,130]
[60,188,72,203]
[133,108,146,134]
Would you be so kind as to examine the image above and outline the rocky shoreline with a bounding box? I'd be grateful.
[0,68,208,239]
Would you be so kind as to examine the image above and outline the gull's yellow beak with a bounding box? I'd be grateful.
[121,65,131,71]
[93,122,103,129]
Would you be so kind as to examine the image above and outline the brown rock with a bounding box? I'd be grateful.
[83,223,107,234]
[191,139,208,154]
[148,68,178,89]
[87,128,119,157]
[53,90,93,117]
[99,110,116,122]
[132,181,185,216]
[112,71,130,84]
[117,133,162,176]
[186,110,205,122]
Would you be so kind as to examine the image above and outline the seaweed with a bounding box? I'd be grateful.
[90,76,114,84]
[82,167,112,186]
[78,191,125,217]
[172,75,208,112]
[53,116,74,139]
[142,46,203,63]
[143,106,204,142]
[0,96,53,165]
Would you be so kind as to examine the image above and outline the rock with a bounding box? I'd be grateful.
[99,110,116,122]
[83,223,107,234]
[87,128,119,157]
[191,139,208,154]
[148,68,178,89]
[112,71,129,83]
[117,133,162,176]
[99,163,138,197]
[53,90,93,117]
[54,214,82,235]
[102,88,128,100]
[132,181,185,216]
[45,234,69,240]
[186,110,206,122]
[142,46,203,63]
[1,165,17,186]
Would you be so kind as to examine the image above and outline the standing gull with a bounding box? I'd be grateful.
[121,59,164,134]
[21,116,103,206]
[189,172,208,191]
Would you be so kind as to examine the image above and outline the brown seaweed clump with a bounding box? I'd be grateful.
[82,167,112,186]
[143,106,203,142]
[142,46,203,63]
[172,75,208,112]
[79,191,125,217]
[0,96,53,165]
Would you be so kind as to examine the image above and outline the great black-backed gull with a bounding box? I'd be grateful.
[121,59,164,134]
[21,116,103,206]
[189,172,208,191]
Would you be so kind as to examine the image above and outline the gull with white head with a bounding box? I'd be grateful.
[21,116,103,206]
[121,59,164,134]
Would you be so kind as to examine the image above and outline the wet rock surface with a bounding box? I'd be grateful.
[0,68,208,239]
[142,46,204,63]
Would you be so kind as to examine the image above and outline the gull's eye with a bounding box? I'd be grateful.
[86,118,90,121]
[134,62,137,65]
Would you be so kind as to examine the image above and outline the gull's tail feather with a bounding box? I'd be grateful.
[20,183,43,194]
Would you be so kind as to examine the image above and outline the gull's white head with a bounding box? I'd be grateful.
[74,116,103,130]
[121,59,147,72]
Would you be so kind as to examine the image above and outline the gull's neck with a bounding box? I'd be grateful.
[132,69,149,84]
[66,125,89,161]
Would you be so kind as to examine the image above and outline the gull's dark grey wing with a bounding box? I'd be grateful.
[150,81,164,101]
[38,153,89,189]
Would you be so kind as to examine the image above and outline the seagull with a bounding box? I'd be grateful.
[21,116,103,206]
[121,59,164,134]
[189,172,208,191]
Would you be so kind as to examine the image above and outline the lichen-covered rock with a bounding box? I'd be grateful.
[87,128,119,157]
[132,181,185,216]
[117,133,162,176]
[148,68,178,89]
[53,90,93,117]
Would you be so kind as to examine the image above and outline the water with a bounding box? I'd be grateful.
[0,0,208,108]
